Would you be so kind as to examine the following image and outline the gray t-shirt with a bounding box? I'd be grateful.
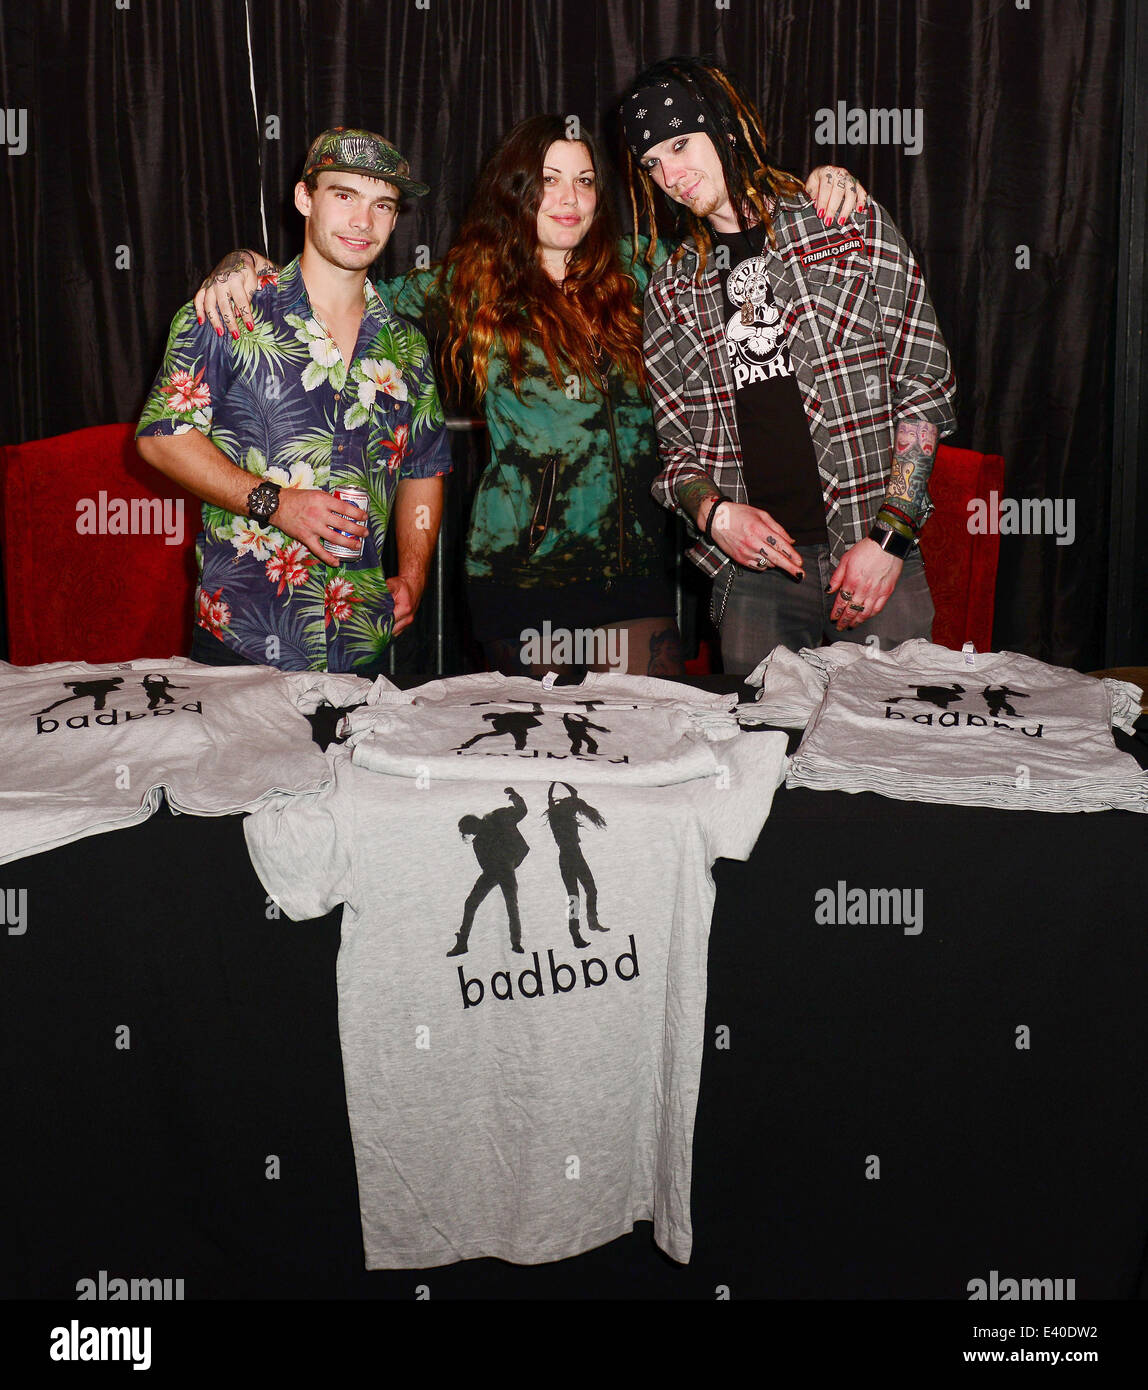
[342,671,743,785]
[244,723,788,1267]
[772,640,1147,812]
[0,657,369,863]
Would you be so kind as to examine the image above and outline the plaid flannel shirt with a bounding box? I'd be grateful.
[643,195,957,575]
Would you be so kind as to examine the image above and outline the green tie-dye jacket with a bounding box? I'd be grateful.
[378,239,671,589]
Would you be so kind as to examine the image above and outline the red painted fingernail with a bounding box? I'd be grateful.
[245,319,254,331]
[231,329,239,340]
[838,214,846,224]
[817,206,824,218]
[215,324,223,337]
[196,314,203,325]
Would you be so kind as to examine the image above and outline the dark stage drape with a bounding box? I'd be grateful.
[0,0,1131,667]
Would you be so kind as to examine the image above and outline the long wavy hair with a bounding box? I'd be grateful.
[428,115,646,400]
[621,56,806,276]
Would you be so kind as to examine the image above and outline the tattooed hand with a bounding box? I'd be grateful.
[194,249,278,339]
[702,497,805,580]
[826,539,902,630]
[804,166,868,227]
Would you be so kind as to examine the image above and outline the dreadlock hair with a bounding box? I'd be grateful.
[425,114,646,402]
[621,55,806,279]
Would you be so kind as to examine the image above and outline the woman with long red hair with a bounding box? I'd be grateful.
[403,115,679,676]
[197,115,861,676]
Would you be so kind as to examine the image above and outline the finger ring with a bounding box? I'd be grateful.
[848,602,864,612]
[840,589,854,601]
[755,555,768,569]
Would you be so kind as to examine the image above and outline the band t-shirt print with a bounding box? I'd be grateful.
[244,689,789,1268]
[0,657,367,863]
[778,639,1148,812]
[709,230,825,544]
[339,670,745,785]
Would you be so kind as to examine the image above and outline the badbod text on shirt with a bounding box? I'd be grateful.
[33,674,202,736]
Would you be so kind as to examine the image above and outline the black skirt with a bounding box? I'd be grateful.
[467,574,675,643]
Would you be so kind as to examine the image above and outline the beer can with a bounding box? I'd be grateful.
[329,486,368,560]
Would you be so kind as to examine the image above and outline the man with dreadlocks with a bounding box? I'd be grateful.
[622,58,957,673]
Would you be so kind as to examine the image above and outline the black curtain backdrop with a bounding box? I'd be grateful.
[0,0,1131,668]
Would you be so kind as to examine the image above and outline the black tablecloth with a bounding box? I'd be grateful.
[2,693,1146,1302]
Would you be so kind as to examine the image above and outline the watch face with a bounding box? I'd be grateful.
[249,483,279,520]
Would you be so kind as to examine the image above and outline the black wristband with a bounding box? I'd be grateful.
[703,496,728,544]
[869,521,915,559]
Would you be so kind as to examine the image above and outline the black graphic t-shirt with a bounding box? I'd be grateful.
[711,229,827,544]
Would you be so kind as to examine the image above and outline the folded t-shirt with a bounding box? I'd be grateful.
[341,671,743,785]
[0,657,369,863]
[779,640,1147,812]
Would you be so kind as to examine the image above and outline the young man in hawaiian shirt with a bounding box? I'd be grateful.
[137,128,451,674]
[621,60,957,674]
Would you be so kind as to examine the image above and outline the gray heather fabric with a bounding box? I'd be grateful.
[774,640,1147,812]
[341,672,743,785]
[244,725,788,1268]
[0,657,369,863]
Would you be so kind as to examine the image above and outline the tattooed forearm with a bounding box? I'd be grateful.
[676,474,723,526]
[884,420,938,524]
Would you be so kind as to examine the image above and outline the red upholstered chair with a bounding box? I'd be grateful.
[683,639,716,677]
[0,423,200,664]
[918,444,1005,653]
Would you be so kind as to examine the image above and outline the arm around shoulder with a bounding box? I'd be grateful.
[375,264,448,321]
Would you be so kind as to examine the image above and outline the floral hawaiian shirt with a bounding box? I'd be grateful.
[137,256,451,672]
